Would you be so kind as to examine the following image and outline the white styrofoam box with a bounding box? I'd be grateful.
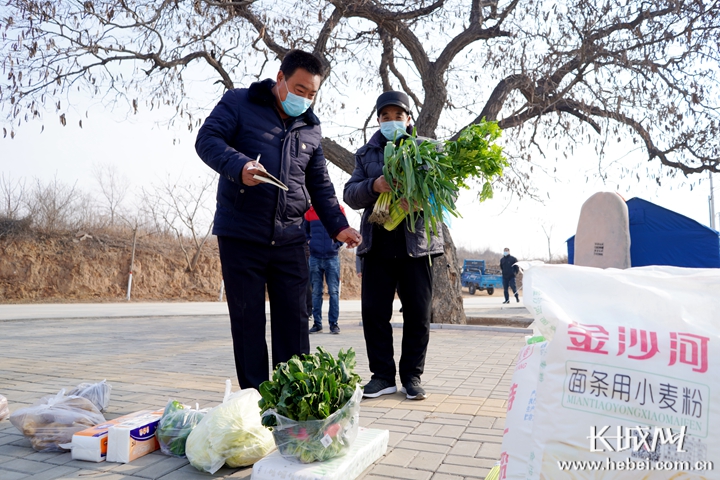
[251,427,389,480]
[106,410,163,463]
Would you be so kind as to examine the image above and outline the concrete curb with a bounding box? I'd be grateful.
[0,313,231,322]
[429,323,533,334]
[466,316,533,327]
[358,321,533,335]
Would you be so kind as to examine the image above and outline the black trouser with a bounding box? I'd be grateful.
[503,275,518,301]
[361,253,433,385]
[304,243,313,318]
[218,236,310,390]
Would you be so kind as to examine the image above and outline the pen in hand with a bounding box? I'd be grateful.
[247,154,264,172]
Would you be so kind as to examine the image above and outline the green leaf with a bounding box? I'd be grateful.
[288,358,304,375]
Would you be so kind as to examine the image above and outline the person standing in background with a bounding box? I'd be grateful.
[500,247,520,304]
[305,205,345,334]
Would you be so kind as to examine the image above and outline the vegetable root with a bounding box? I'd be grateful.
[369,192,392,224]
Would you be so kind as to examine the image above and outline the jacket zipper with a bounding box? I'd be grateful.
[270,108,287,244]
[271,108,307,245]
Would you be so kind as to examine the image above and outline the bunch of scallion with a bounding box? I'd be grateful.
[369,120,508,243]
[368,191,392,224]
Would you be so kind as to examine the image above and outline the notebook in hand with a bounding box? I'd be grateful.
[253,172,288,191]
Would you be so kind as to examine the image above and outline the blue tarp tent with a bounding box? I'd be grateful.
[567,197,720,268]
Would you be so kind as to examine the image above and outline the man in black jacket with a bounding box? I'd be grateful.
[195,50,361,390]
[500,247,520,304]
[344,91,444,401]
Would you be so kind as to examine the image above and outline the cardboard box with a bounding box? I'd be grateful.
[106,410,163,463]
[68,409,162,463]
[251,428,389,480]
[67,421,114,462]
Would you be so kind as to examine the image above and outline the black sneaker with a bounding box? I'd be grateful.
[515,294,520,303]
[502,300,510,304]
[362,378,397,398]
[309,325,322,334]
[330,324,340,334]
[400,379,427,400]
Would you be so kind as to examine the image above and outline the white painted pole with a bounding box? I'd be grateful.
[126,273,133,301]
[710,172,716,230]
[218,280,225,302]
[126,226,138,301]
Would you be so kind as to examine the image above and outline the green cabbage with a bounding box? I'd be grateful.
[186,387,274,474]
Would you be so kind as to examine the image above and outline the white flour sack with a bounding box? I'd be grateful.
[521,263,720,480]
[499,341,548,479]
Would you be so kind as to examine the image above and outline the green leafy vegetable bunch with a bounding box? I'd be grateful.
[377,119,508,241]
[258,346,361,426]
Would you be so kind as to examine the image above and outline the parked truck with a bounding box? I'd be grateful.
[460,259,503,295]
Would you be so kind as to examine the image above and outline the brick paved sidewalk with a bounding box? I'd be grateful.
[0,311,524,479]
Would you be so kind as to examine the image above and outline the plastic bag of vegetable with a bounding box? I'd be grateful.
[259,347,363,463]
[68,379,112,413]
[264,385,362,463]
[9,390,106,451]
[185,380,275,474]
[0,394,9,421]
[156,400,207,458]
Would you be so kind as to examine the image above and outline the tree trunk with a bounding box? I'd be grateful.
[323,138,466,324]
[431,223,466,324]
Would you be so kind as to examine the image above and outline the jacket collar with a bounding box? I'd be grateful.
[247,79,320,126]
[367,130,386,149]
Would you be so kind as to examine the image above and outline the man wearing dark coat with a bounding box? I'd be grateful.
[344,91,444,401]
[500,247,520,304]
[195,50,361,390]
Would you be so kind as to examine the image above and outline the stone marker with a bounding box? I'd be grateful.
[574,192,631,269]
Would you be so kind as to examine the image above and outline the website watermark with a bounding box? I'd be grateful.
[587,425,687,453]
[558,458,714,472]
[554,425,713,472]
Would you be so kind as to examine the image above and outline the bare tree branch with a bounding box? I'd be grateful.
[322,138,355,175]
[378,28,423,107]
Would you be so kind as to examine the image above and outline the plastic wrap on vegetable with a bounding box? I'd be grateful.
[258,347,363,463]
[9,390,106,452]
[185,381,275,474]
[0,394,9,421]
[157,400,207,458]
[264,385,362,463]
[68,379,112,413]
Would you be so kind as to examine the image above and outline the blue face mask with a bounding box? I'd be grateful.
[380,121,408,140]
[503,251,509,256]
[280,79,312,117]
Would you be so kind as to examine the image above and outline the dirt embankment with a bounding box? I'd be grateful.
[0,231,361,303]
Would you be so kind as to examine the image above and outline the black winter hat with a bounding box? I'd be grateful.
[376,91,411,116]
